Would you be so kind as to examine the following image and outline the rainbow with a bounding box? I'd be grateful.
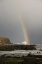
[14,3,30,45]
[21,21,30,45]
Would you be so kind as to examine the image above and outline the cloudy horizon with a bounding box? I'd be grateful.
[0,0,42,44]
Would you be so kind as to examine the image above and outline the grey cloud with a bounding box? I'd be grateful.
[0,0,42,44]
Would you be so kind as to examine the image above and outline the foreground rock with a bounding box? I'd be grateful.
[0,50,42,64]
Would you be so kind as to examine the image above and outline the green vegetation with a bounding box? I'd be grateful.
[4,59,24,63]
[0,57,42,64]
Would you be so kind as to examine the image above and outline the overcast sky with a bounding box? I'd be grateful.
[0,0,42,44]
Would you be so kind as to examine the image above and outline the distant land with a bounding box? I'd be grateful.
[0,37,11,45]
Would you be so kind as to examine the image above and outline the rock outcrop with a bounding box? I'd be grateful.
[0,37,11,45]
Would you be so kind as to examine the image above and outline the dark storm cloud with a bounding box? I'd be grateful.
[0,0,25,43]
[0,0,42,44]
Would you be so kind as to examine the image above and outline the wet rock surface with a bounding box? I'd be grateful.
[0,44,42,64]
[0,50,42,64]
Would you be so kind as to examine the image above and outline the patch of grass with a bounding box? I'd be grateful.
[4,59,25,63]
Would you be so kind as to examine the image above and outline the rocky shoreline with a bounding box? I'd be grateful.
[0,50,42,64]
